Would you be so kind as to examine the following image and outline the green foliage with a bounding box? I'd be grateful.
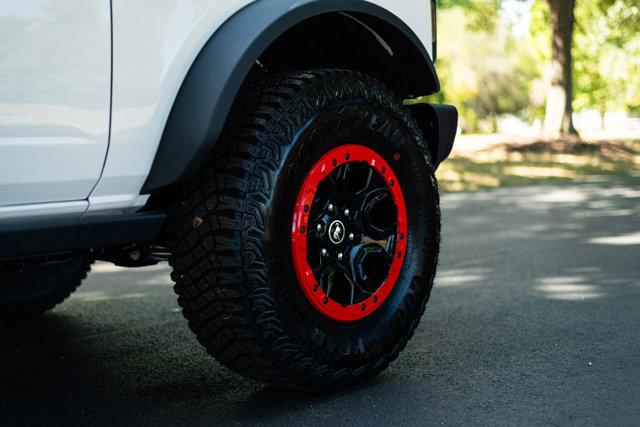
[573,0,640,113]
[430,0,640,132]
[429,6,540,132]
[437,0,502,31]
[529,0,640,114]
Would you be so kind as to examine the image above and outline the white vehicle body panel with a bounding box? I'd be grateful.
[0,1,111,210]
[0,0,432,218]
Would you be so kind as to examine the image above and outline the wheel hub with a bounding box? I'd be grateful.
[291,144,408,322]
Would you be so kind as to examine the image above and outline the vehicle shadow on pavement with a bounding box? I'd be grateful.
[1,176,639,425]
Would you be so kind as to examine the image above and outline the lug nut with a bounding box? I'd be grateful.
[337,252,343,261]
[344,208,350,216]
[328,203,334,212]
[321,248,327,256]
[348,232,354,241]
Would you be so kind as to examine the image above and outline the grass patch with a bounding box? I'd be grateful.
[437,138,640,192]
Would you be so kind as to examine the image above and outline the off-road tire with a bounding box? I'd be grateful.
[168,69,440,390]
[0,254,92,321]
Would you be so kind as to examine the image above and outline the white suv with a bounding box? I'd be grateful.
[0,0,456,390]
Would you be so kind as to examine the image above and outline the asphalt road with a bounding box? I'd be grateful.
[2,176,639,426]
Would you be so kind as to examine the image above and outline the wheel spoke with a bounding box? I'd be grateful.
[358,188,396,240]
[358,167,387,195]
[349,280,355,305]
[345,242,393,298]
[337,162,350,184]
[327,163,351,199]
[313,263,335,296]
[328,262,359,305]
[361,168,374,194]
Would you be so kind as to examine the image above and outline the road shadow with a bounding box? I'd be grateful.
[1,176,639,425]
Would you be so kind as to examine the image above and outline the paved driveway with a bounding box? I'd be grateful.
[2,176,639,425]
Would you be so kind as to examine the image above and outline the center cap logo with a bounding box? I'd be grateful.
[328,220,345,244]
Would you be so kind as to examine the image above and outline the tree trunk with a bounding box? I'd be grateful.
[543,0,578,137]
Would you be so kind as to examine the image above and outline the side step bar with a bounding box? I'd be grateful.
[0,211,166,260]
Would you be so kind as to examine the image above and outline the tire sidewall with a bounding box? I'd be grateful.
[264,96,439,366]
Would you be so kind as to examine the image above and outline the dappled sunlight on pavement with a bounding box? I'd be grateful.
[535,276,605,301]
[588,231,640,245]
[436,268,492,287]
[91,262,169,274]
[438,137,640,192]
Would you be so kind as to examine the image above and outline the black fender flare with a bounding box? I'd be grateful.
[142,0,440,193]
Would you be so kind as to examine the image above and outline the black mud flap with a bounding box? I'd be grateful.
[408,103,458,169]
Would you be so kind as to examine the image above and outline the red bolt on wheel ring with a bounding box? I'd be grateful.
[291,144,408,322]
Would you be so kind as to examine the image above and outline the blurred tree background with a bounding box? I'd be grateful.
[431,0,640,136]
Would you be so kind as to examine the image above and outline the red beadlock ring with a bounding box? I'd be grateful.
[291,144,408,322]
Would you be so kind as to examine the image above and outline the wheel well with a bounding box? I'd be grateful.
[257,12,438,98]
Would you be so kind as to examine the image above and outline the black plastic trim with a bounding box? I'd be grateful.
[408,103,458,169]
[142,0,440,193]
[0,211,166,260]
